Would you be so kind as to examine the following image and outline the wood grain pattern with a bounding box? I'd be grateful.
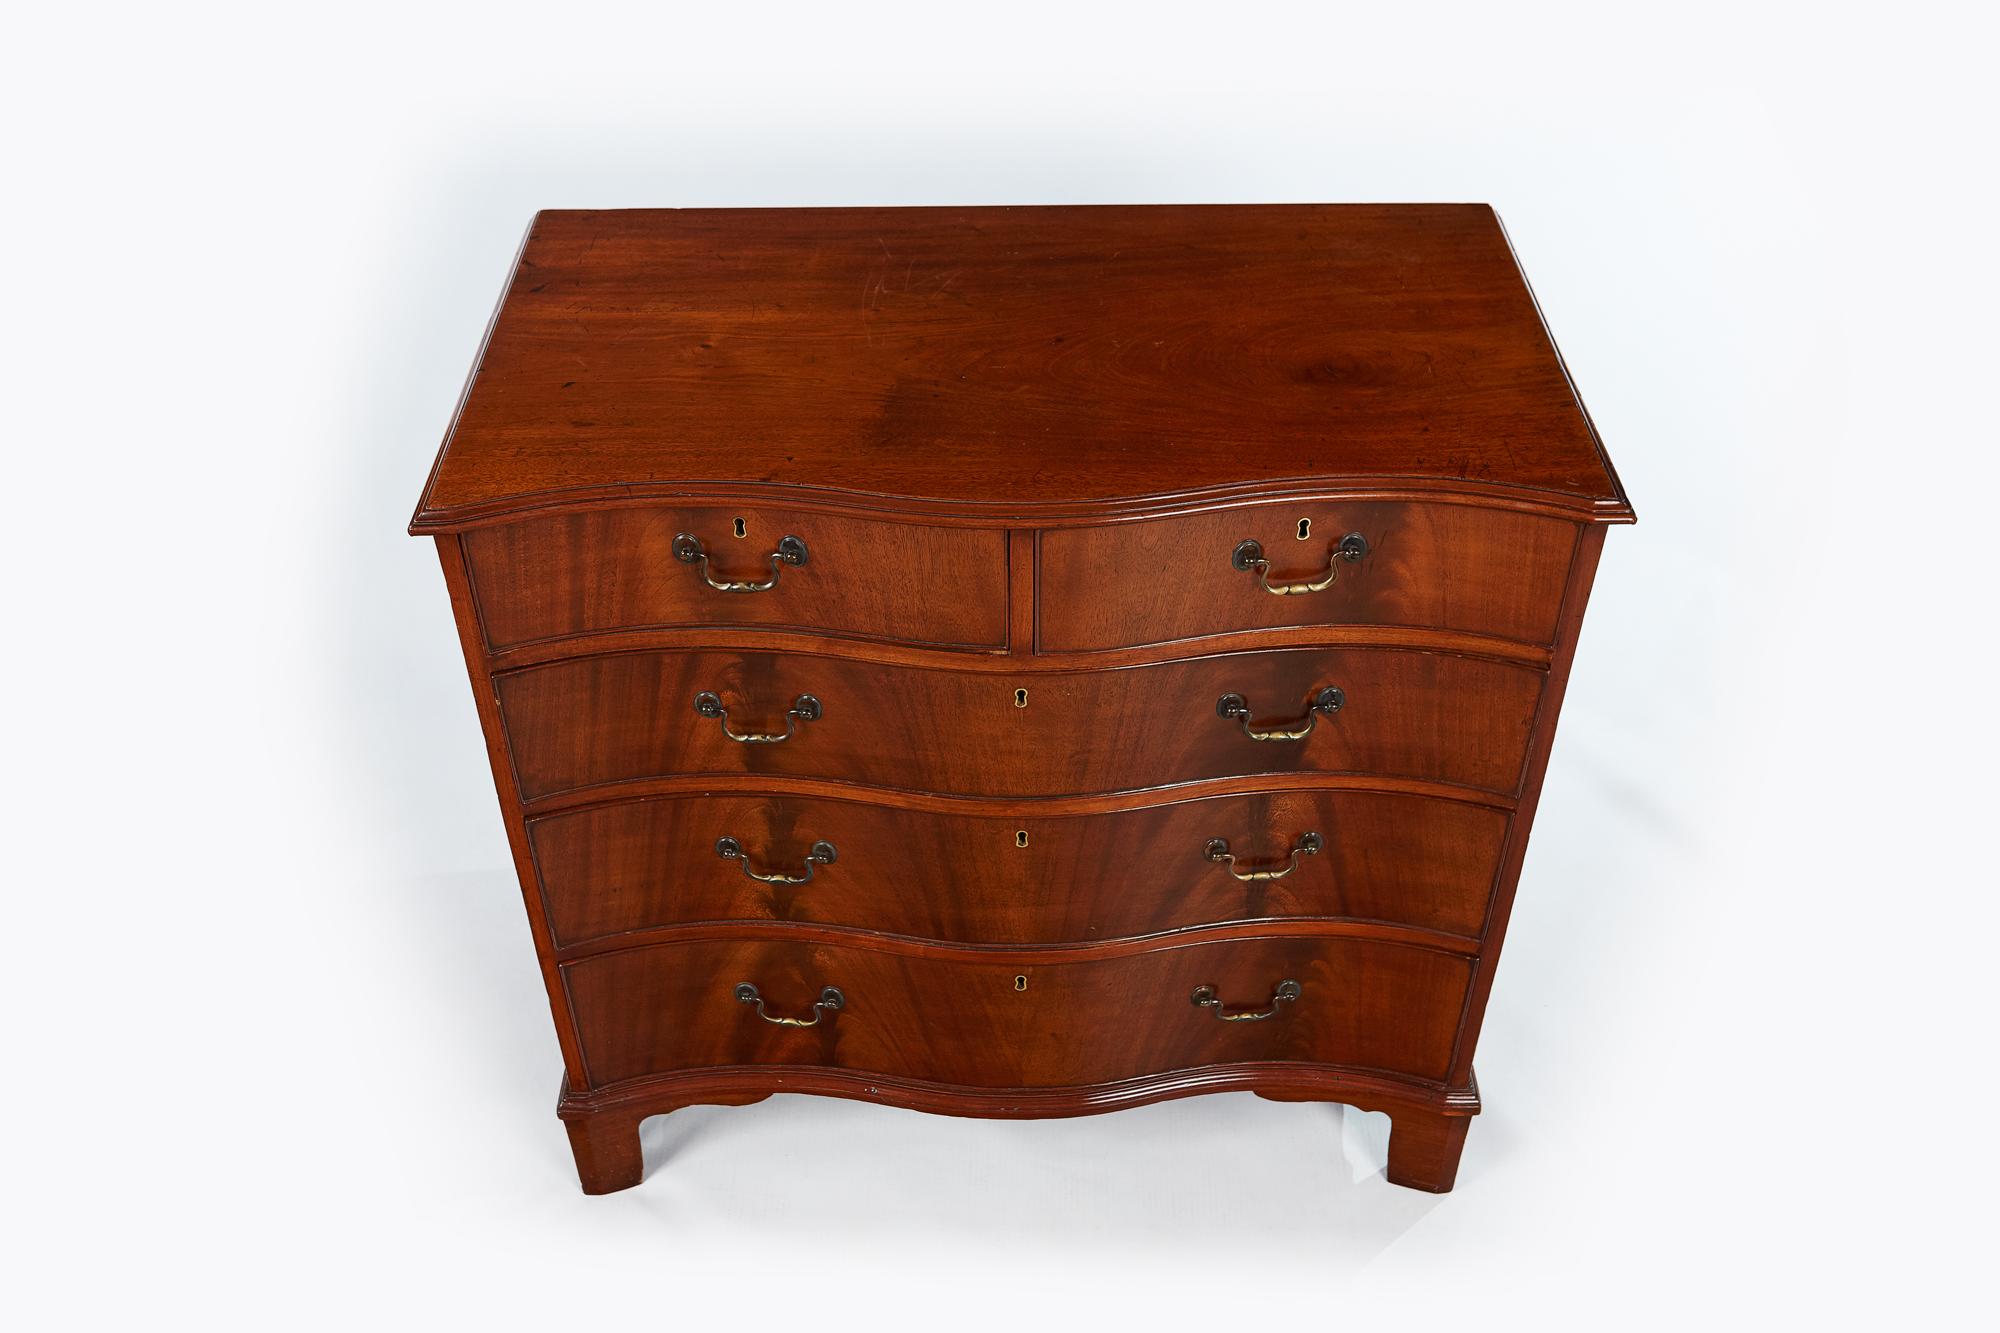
[409,205,1631,531]
[464,506,1010,651]
[1039,502,1577,652]
[556,1064,1479,1193]
[1447,522,1608,1085]
[528,787,1510,948]
[411,204,1631,1196]
[433,537,593,1087]
[563,934,1472,1090]
[496,646,1544,802]
[487,620,1554,675]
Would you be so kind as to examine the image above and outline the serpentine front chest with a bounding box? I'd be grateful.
[410,203,1632,1194]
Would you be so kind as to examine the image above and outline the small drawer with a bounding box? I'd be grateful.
[563,935,1472,1090]
[463,507,1009,650]
[1038,502,1577,652]
[495,645,1544,802]
[529,788,1509,948]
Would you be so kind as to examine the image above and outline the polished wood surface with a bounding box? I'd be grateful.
[1039,502,1577,652]
[528,787,1511,948]
[563,934,1471,1089]
[496,645,1543,802]
[465,505,1009,650]
[409,205,1632,531]
[413,204,1630,1197]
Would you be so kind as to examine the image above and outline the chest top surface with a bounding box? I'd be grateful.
[411,204,1629,531]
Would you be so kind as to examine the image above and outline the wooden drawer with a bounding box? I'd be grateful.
[564,935,1472,1090]
[463,507,1009,650]
[1038,502,1577,652]
[497,646,1543,801]
[530,788,1509,948]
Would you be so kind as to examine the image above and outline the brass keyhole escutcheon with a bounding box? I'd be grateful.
[733,516,748,539]
[1015,830,1029,848]
[1014,974,1028,992]
[1297,517,1312,540]
[1013,687,1028,708]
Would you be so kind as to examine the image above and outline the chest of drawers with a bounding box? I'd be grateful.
[410,204,1632,1194]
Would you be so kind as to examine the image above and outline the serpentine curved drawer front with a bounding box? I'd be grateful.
[1038,501,1578,652]
[495,646,1544,802]
[464,507,1010,651]
[528,788,1511,948]
[562,935,1472,1090]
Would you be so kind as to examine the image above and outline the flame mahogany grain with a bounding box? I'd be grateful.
[1038,501,1577,652]
[495,645,1544,802]
[413,205,1631,1198]
[563,935,1472,1090]
[528,787,1510,948]
[464,506,1010,651]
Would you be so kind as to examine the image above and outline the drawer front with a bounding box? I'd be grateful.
[1039,502,1577,652]
[497,647,1543,801]
[565,936,1471,1089]
[531,789,1508,947]
[464,507,1010,650]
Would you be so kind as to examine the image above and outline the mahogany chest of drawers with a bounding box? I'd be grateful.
[410,204,1632,1194]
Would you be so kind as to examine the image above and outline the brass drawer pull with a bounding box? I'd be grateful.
[1204,831,1323,881]
[716,837,837,884]
[694,691,821,744]
[1191,979,1301,1022]
[735,982,844,1027]
[1216,687,1344,741]
[1231,532,1367,595]
[674,532,808,592]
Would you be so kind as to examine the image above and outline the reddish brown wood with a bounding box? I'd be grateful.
[495,645,1543,802]
[560,1063,1480,1130]
[411,205,1630,1197]
[490,620,1552,674]
[527,787,1509,948]
[1385,1104,1475,1192]
[1006,527,1036,651]
[557,1080,771,1193]
[433,536,592,1087]
[408,206,1631,531]
[463,506,1009,651]
[562,1103,645,1195]
[1039,503,1577,652]
[1446,522,1609,1084]
[562,934,1471,1090]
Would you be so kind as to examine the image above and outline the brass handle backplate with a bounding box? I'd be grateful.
[1231,532,1368,595]
[735,982,845,1027]
[1191,979,1302,1022]
[674,532,808,592]
[1216,687,1344,742]
[694,691,821,744]
[716,837,837,884]
[1204,832,1324,881]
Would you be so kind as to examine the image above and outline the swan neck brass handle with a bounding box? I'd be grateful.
[716,837,837,884]
[1216,687,1344,742]
[735,982,844,1027]
[1191,979,1302,1022]
[674,532,808,592]
[1231,532,1367,595]
[694,692,821,744]
[1204,832,1323,881]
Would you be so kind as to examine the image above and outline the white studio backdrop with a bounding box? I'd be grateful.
[5,2,1993,1328]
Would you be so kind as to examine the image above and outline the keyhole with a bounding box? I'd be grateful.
[733,516,748,539]
[1297,517,1312,541]
[1015,829,1029,848]
[1014,975,1028,992]
[1013,688,1028,708]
